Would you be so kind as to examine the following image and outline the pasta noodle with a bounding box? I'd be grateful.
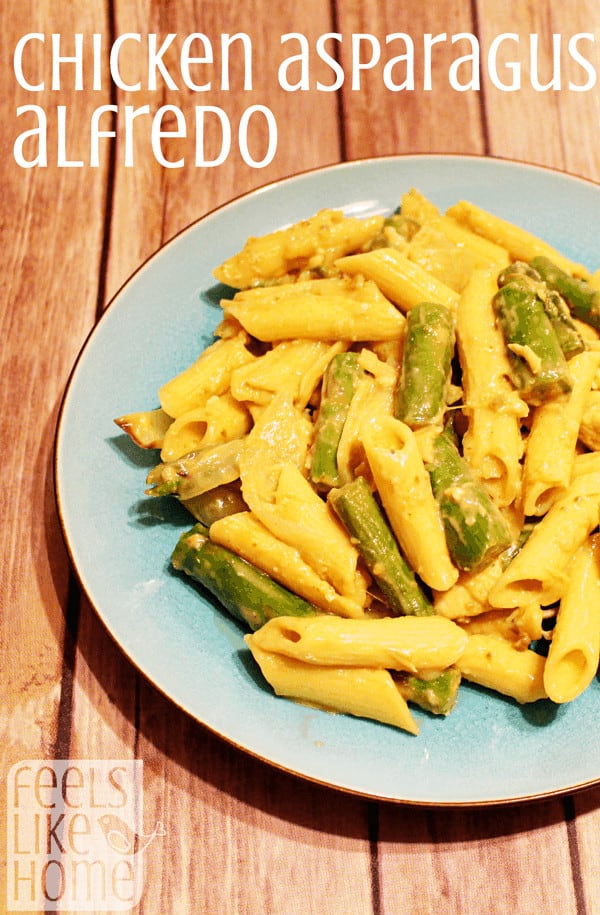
[245,641,420,735]
[456,267,527,506]
[433,556,506,620]
[456,634,547,704]
[543,535,600,703]
[160,393,251,462]
[489,472,600,608]
[213,208,385,288]
[230,339,346,413]
[159,331,253,418]
[209,511,365,619]
[400,189,511,273]
[335,248,460,313]
[446,200,590,278]
[247,614,468,672]
[335,350,397,486]
[361,414,459,591]
[521,350,600,515]
[114,408,172,449]
[223,277,405,342]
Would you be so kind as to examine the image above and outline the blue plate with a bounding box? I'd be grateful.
[55,155,600,805]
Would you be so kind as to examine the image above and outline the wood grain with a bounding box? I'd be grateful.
[336,0,486,158]
[477,0,600,181]
[0,1,112,901]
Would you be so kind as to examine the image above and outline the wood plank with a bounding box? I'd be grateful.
[377,800,577,914]
[543,0,600,182]
[0,1,112,905]
[104,0,343,301]
[477,0,600,180]
[135,678,374,914]
[336,0,486,158]
[572,785,600,915]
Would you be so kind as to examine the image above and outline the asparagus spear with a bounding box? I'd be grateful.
[146,438,243,500]
[182,483,247,526]
[539,288,586,359]
[328,476,433,617]
[530,255,600,331]
[310,352,363,490]
[497,262,585,359]
[395,668,461,716]
[497,261,540,286]
[492,281,573,404]
[426,427,513,572]
[395,302,455,427]
[172,525,320,630]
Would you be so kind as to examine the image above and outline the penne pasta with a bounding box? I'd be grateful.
[159,332,253,418]
[521,350,600,515]
[572,451,600,478]
[160,393,251,462]
[433,556,506,620]
[213,208,385,288]
[223,277,405,343]
[579,389,600,452]
[335,351,397,486]
[456,267,527,506]
[209,511,365,619]
[245,641,420,734]
[544,535,600,703]
[247,614,468,672]
[489,472,600,608]
[230,339,346,413]
[362,414,458,591]
[456,634,547,703]
[400,189,512,271]
[114,407,172,449]
[246,462,369,606]
[335,247,460,313]
[457,603,545,649]
[238,389,312,504]
[446,200,590,278]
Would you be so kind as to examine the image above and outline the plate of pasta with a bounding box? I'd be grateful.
[56,154,600,805]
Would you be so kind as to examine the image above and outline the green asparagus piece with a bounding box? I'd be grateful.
[530,255,600,331]
[426,427,513,572]
[497,262,584,359]
[172,525,320,631]
[539,288,586,359]
[310,352,363,490]
[497,261,540,286]
[182,483,247,526]
[492,281,573,404]
[395,302,455,427]
[146,438,243,501]
[328,476,433,616]
[395,668,461,716]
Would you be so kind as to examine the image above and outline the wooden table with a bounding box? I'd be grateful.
[3,2,600,912]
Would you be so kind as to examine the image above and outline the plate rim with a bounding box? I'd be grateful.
[54,152,600,807]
